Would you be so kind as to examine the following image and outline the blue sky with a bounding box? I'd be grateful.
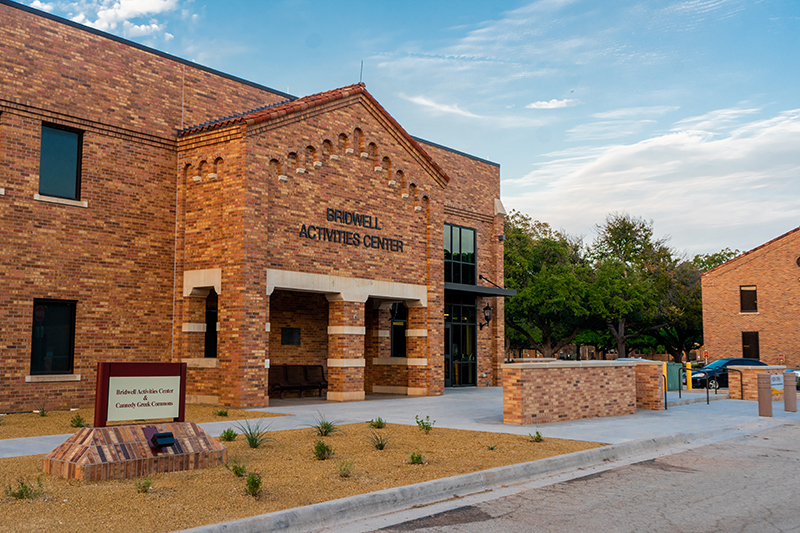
[26,0,800,256]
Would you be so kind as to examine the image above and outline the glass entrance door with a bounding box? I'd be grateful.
[444,294,476,387]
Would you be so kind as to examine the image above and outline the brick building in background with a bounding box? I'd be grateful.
[701,226,800,368]
[0,1,512,412]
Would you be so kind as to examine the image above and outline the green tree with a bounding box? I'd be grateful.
[652,261,703,362]
[692,247,741,273]
[504,212,590,358]
[588,213,673,357]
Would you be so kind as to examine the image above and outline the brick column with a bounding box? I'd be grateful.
[634,362,665,410]
[406,304,429,396]
[729,365,785,401]
[326,296,366,401]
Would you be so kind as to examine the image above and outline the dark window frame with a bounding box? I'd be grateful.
[39,122,84,201]
[444,223,477,286]
[30,298,77,375]
[740,285,757,313]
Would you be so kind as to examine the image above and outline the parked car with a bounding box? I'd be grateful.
[785,368,800,389]
[691,358,767,390]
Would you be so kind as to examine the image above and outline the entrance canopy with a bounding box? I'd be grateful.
[266,269,427,306]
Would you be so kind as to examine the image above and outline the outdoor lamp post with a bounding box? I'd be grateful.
[479,303,493,330]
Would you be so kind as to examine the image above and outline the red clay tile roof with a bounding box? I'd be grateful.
[179,83,449,183]
[702,225,800,277]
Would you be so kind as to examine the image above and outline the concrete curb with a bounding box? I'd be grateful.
[179,424,755,533]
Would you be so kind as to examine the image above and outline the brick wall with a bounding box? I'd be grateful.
[502,362,637,425]
[702,228,800,367]
[728,365,785,401]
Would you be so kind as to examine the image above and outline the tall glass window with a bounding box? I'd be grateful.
[444,293,476,386]
[39,123,82,200]
[444,224,476,285]
[31,299,76,375]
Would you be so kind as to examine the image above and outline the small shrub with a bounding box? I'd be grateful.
[309,411,342,436]
[0,414,5,425]
[407,452,425,465]
[365,430,391,450]
[6,477,44,500]
[336,459,354,478]
[313,439,334,460]
[415,415,435,434]
[368,417,386,429]
[235,420,276,449]
[245,473,262,497]
[213,408,229,417]
[135,477,152,494]
[70,414,88,428]
[219,428,238,442]
[529,431,544,443]
[34,400,48,417]
[226,459,246,477]
[487,445,497,451]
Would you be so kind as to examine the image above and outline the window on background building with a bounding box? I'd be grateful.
[740,286,757,313]
[31,299,76,375]
[742,331,760,359]
[390,302,407,357]
[39,123,82,200]
[444,224,476,285]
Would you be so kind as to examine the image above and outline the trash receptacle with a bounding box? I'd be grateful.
[666,362,681,391]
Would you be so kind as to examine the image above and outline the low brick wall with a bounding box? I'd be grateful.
[634,361,665,411]
[502,361,638,425]
[728,365,786,401]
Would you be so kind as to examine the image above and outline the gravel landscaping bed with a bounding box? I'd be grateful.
[1,420,601,533]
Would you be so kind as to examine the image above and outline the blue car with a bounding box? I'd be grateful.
[691,358,767,390]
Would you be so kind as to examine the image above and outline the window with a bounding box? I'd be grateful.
[742,331,759,359]
[444,224,476,285]
[204,288,218,358]
[740,286,757,313]
[281,328,301,346]
[390,302,407,357]
[39,123,82,200]
[31,299,76,375]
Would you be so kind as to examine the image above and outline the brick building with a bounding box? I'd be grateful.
[0,1,512,412]
[701,226,800,367]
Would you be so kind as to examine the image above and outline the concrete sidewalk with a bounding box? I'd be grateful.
[1,387,796,458]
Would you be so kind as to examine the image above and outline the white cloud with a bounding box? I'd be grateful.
[504,108,800,254]
[526,98,579,109]
[593,105,680,119]
[30,1,55,12]
[400,94,483,119]
[566,119,657,141]
[672,106,761,132]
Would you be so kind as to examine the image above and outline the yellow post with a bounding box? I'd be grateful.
[663,362,667,392]
[686,362,692,391]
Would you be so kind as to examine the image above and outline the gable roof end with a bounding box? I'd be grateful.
[702,225,800,277]
[179,83,449,184]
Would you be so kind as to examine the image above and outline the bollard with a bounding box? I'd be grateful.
[687,362,692,391]
[757,374,772,417]
[785,373,797,413]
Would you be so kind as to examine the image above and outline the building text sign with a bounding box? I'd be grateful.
[107,376,181,422]
[298,207,405,253]
[94,362,187,427]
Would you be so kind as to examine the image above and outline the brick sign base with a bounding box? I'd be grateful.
[43,422,226,481]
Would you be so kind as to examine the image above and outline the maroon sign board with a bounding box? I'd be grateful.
[94,362,187,428]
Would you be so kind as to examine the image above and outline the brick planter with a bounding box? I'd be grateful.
[728,365,786,401]
[43,422,226,481]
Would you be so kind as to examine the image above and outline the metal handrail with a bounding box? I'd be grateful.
[662,374,668,410]
[688,368,714,404]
